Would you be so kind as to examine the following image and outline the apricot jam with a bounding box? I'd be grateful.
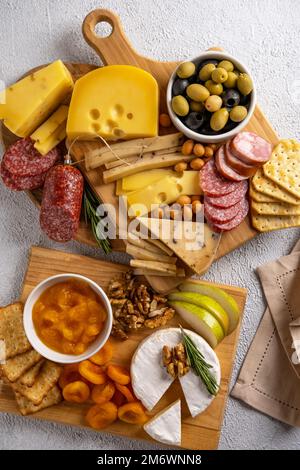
[32,280,107,355]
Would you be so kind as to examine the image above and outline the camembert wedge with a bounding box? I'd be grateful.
[144,399,181,446]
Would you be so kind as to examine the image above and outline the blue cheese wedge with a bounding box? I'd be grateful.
[144,399,181,446]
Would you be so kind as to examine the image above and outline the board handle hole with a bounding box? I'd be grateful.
[94,21,113,38]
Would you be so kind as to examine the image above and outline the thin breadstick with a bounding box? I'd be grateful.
[133,268,185,277]
[130,259,177,273]
[126,243,177,264]
[147,238,174,256]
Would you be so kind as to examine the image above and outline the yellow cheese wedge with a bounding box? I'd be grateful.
[31,105,69,155]
[0,60,73,137]
[122,169,174,192]
[67,65,159,141]
[126,171,202,217]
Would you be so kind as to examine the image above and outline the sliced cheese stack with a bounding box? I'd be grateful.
[31,105,69,155]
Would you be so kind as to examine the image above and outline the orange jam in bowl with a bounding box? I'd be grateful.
[32,279,107,355]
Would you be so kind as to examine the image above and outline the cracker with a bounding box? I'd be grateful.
[251,213,300,232]
[0,303,31,359]
[12,360,62,405]
[263,139,300,198]
[252,168,300,205]
[1,349,41,383]
[249,182,278,203]
[251,200,300,216]
[15,385,62,416]
[19,359,45,387]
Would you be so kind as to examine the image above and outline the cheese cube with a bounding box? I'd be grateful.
[0,60,73,137]
[31,105,68,155]
[67,65,159,141]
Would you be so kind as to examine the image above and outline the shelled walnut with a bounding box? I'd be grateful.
[108,270,175,340]
[162,343,190,378]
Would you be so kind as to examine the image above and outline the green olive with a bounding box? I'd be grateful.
[233,69,240,78]
[176,61,196,79]
[205,95,222,112]
[211,67,228,83]
[171,95,189,116]
[237,73,253,96]
[218,60,234,72]
[205,80,223,95]
[224,71,238,88]
[210,108,229,131]
[186,83,210,102]
[199,63,216,81]
[230,105,248,122]
[190,100,204,112]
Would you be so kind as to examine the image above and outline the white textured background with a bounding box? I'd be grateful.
[0,0,300,450]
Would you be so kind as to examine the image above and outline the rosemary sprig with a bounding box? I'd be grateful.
[180,326,219,396]
[83,184,112,254]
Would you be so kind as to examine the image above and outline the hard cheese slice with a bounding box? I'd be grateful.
[31,105,69,155]
[122,169,175,192]
[127,171,201,217]
[138,218,222,275]
[144,399,181,446]
[0,60,73,137]
[67,65,159,141]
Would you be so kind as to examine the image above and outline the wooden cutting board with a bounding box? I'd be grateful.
[0,246,247,450]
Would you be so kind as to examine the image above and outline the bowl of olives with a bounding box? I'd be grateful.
[167,51,256,143]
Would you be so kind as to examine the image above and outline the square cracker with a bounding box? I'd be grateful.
[1,349,41,383]
[263,139,300,198]
[12,360,62,405]
[19,359,45,387]
[251,213,300,232]
[251,200,300,216]
[249,182,278,203]
[252,168,300,205]
[0,303,31,359]
[15,385,62,416]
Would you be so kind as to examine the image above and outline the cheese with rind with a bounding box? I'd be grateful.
[144,399,181,446]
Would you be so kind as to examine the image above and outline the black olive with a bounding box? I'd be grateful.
[196,58,219,73]
[239,93,251,106]
[172,78,189,96]
[222,89,240,108]
[183,111,205,130]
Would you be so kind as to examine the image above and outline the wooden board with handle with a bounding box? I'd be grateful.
[0,246,247,450]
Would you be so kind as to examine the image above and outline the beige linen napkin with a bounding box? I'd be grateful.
[231,239,300,426]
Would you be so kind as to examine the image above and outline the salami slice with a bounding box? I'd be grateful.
[1,161,47,191]
[215,145,248,182]
[40,165,84,243]
[225,141,257,177]
[209,198,249,232]
[204,196,245,224]
[205,180,248,208]
[3,138,60,177]
[200,158,244,197]
[230,132,272,165]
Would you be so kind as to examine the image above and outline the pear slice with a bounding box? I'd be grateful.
[168,301,224,348]
[168,291,229,335]
[179,281,240,334]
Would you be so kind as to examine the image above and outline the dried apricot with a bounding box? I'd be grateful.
[91,381,115,404]
[114,383,135,403]
[59,364,81,389]
[79,360,107,385]
[63,381,90,403]
[90,340,113,366]
[107,364,130,385]
[86,402,118,429]
[118,402,148,425]
[112,390,126,407]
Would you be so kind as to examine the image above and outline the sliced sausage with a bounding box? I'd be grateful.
[0,161,47,191]
[204,196,244,224]
[199,158,244,197]
[205,180,248,208]
[40,165,84,242]
[3,138,60,177]
[209,197,249,232]
[230,132,272,165]
[225,141,257,177]
[215,145,248,182]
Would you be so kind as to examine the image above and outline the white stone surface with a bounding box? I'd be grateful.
[0,0,300,450]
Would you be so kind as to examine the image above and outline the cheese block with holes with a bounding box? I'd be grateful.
[67,65,159,141]
[144,399,181,446]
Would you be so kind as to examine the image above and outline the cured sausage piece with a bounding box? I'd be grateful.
[215,145,248,182]
[204,196,245,224]
[209,198,249,232]
[200,158,245,197]
[3,138,60,177]
[40,165,84,242]
[0,161,47,191]
[205,180,248,208]
[230,132,272,165]
[225,141,257,177]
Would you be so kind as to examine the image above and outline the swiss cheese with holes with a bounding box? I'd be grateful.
[67,65,159,140]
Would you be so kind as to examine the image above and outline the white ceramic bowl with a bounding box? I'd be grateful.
[23,273,113,364]
[167,51,256,144]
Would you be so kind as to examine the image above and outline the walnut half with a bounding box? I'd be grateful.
[162,342,190,378]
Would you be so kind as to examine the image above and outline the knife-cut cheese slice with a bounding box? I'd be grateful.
[31,105,69,155]
[138,218,222,275]
[144,399,181,446]
[122,169,175,192]
[0,60,73,137]
[67,65,159,141]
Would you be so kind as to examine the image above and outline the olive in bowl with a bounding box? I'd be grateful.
[166,52,256,144]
